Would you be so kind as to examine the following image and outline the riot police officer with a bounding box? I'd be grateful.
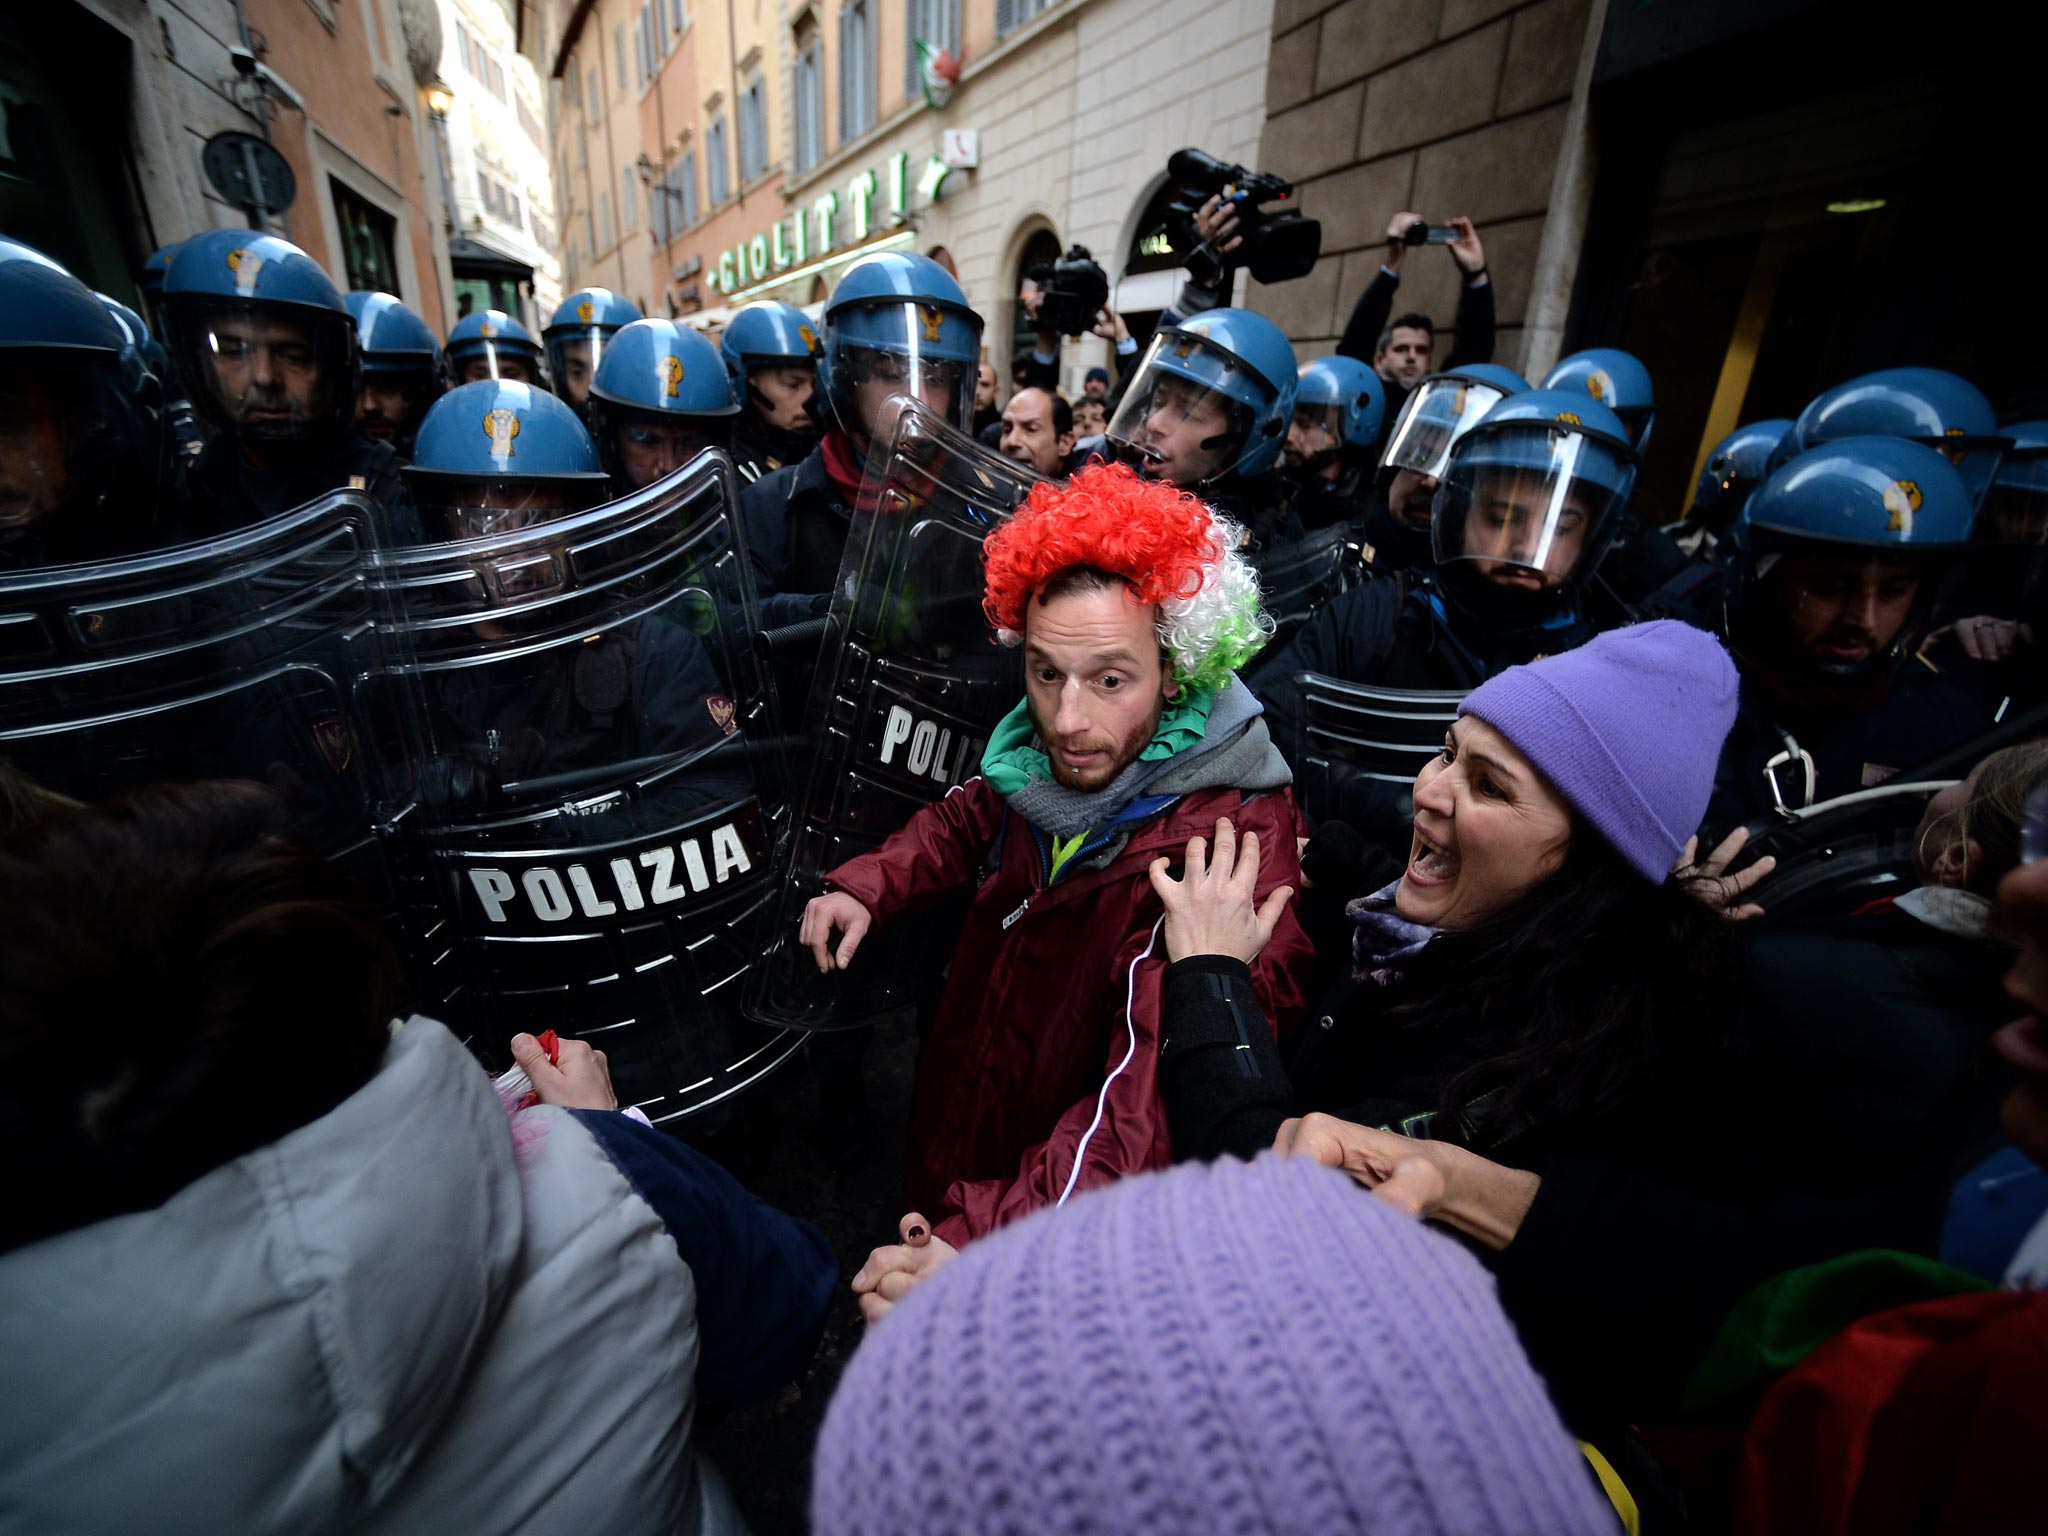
[1707,436,1985,827]
[345,291,445,460]
[445,309,548,388]
[720,300,822,483]
[1672,418,1793,560]
[741,251,982,599]
[1104,306,1302,551]
[1282,354,1385,533]
[542,287,642,420]
[161,229,400,534]
[1779,367,2007,509]
[136,241,181,340]
[1543,346,1687,615]
[0,238,171,566]
[1251,390,1638,840]
[586,319,738,492]
[1366,361,1528,575]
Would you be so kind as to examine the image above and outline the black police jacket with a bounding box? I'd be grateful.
[186,430,406,538]
[729,414,818,488]
[1707,657,1989,829]
[739,445,849,599]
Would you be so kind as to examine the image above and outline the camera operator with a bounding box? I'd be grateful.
[1336,212,1496,458]
[1017,252,1139,401]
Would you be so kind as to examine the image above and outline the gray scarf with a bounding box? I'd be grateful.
[1005,677,1292,841]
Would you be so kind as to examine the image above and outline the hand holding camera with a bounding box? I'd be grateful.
[1166,148,1322,286]
[1384,212,1487,282]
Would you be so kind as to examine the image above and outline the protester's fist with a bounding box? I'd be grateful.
[851,1211,960,1325]
[800,891,873,973]
[511,1032,618,1111]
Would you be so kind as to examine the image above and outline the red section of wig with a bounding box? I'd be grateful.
[981,460,1221,634]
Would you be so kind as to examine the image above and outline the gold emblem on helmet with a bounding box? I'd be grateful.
[480,320,498,338]
[484,408,521,457]
[577,299,594,323]
[665,356,684,397]
[226,247,264,294]
[918,304,945,343]
[1555,411,1583,426]
[1586,368,1612,403]
[798,323,819,353]
[1883,478,1923,532]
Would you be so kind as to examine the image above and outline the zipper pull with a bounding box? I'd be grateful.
[1002,898,1030,931]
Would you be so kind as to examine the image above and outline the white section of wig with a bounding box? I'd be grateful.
[1154,509,1275,682]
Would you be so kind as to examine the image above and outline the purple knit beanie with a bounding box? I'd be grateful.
[1460,619,1738,882]
[811,1156,1613,1536]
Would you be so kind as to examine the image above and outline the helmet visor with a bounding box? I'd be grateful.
[1977,451,2048,545]
[1920,435,2005,511]
[1432,425,1633,593]
[411,473,610,553]
[839,333,972,441]
[452,338,545,388]
[1106,332,1263,486]
[601,407,729,491]
[547,328,614,406]
[1382,376,1511,479]
[174,300,354,445]
[1283,400,1349,468]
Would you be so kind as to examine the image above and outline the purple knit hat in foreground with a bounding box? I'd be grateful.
[1460,619,1739,882]
[811,1156,1612,1536]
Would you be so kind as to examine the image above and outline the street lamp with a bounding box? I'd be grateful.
[426,80,454,118]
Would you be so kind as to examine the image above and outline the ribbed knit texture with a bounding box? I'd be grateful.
[812,1156,1612,1536]
[1460,619,1738,882]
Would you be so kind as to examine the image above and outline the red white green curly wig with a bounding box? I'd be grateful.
[981,460,1273,692]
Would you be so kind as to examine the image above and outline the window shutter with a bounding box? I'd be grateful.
[995,0,1018,39]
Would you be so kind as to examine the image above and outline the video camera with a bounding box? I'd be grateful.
[1027,244,1111,338]
[1165,148,1322,286]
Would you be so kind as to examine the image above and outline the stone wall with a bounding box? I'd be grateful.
[1247,0,1592,373]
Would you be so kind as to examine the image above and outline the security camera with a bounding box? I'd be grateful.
[253,61,306,114]
[230,45,258,76]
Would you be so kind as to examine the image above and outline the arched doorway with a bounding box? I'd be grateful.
[926,244,959,279]
[1010,227,1063,386]
[1115,177,1188,352]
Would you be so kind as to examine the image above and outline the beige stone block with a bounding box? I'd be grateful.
[1265,17,1321,114]
[1441,0,1526,35]
[1247,252,1344,341]
[1316,0,1440,94]
[1470,212,1545,327]
[1498,0,1592,116]
[1357,20,1511,158]
[1409,104,1569,226]
[1259,82,1366,183]
[1299,153,1416,254]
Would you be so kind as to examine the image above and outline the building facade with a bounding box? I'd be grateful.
[438,0,563,326]
[6,0,457,326]
[521,0,1274,394]
[1251,0,2045,520]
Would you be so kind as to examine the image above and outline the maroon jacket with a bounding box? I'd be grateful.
[827,775,1313,1246]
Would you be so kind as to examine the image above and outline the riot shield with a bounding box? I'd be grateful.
[1256,522,1364,639]
[0,492,388,883]
[363,451,803,1122]
[1292,672,1466,848]
[744,402,1044,1031]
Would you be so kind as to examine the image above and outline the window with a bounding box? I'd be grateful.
[454,20,474,76]
[614,25,627,87]
[621,167,637,230]
[706,113,729,203]
[738,74,766,184]
[332,180,399,294]
[679,148,698,226]
[507,187,522,226]
[840,0,875,141]
[565,57,581,109]
[476,169,493,211]
[517,95,544,148]
[599,192,613,249]
[996,0,1056,39]
[637,4,655,84]
[667,0,688,36]
[585,65,599,110]
[905,0,962,97]
[793,33,823,174]
[585,205,597,256]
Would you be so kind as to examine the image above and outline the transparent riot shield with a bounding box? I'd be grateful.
[743,402,1044,1031]
[363,451,803,1122]
[0,492,389,886]
[1256,522,1365,639]
[1292,672,1466,849]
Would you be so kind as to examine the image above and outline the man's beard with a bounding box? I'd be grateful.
[1027,688,1168,791]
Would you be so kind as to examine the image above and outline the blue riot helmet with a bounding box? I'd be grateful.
[542,287,642,412]
[1429,389,1638,625]
[346,290,445,455]
[160,229,360,455]
[1285,355,1384,478]
[1977,420,2048,546]
[586,319,738,489]
[94,292,171,406]
[721,300,821,393]
[1691,418,1794,534]
[1380,362,1530,481]
[446,308,548,389]
[1105,307,1300,485]
[1791,367,2005,508]
[1730,437,1974,687]
[818,252,982,446]
[137,241,181,338]
[0,239,167,565]
[403,379,609,548]
[1541,348,1655,454]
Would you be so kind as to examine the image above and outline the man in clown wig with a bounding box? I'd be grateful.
[802,462,1315,1288]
